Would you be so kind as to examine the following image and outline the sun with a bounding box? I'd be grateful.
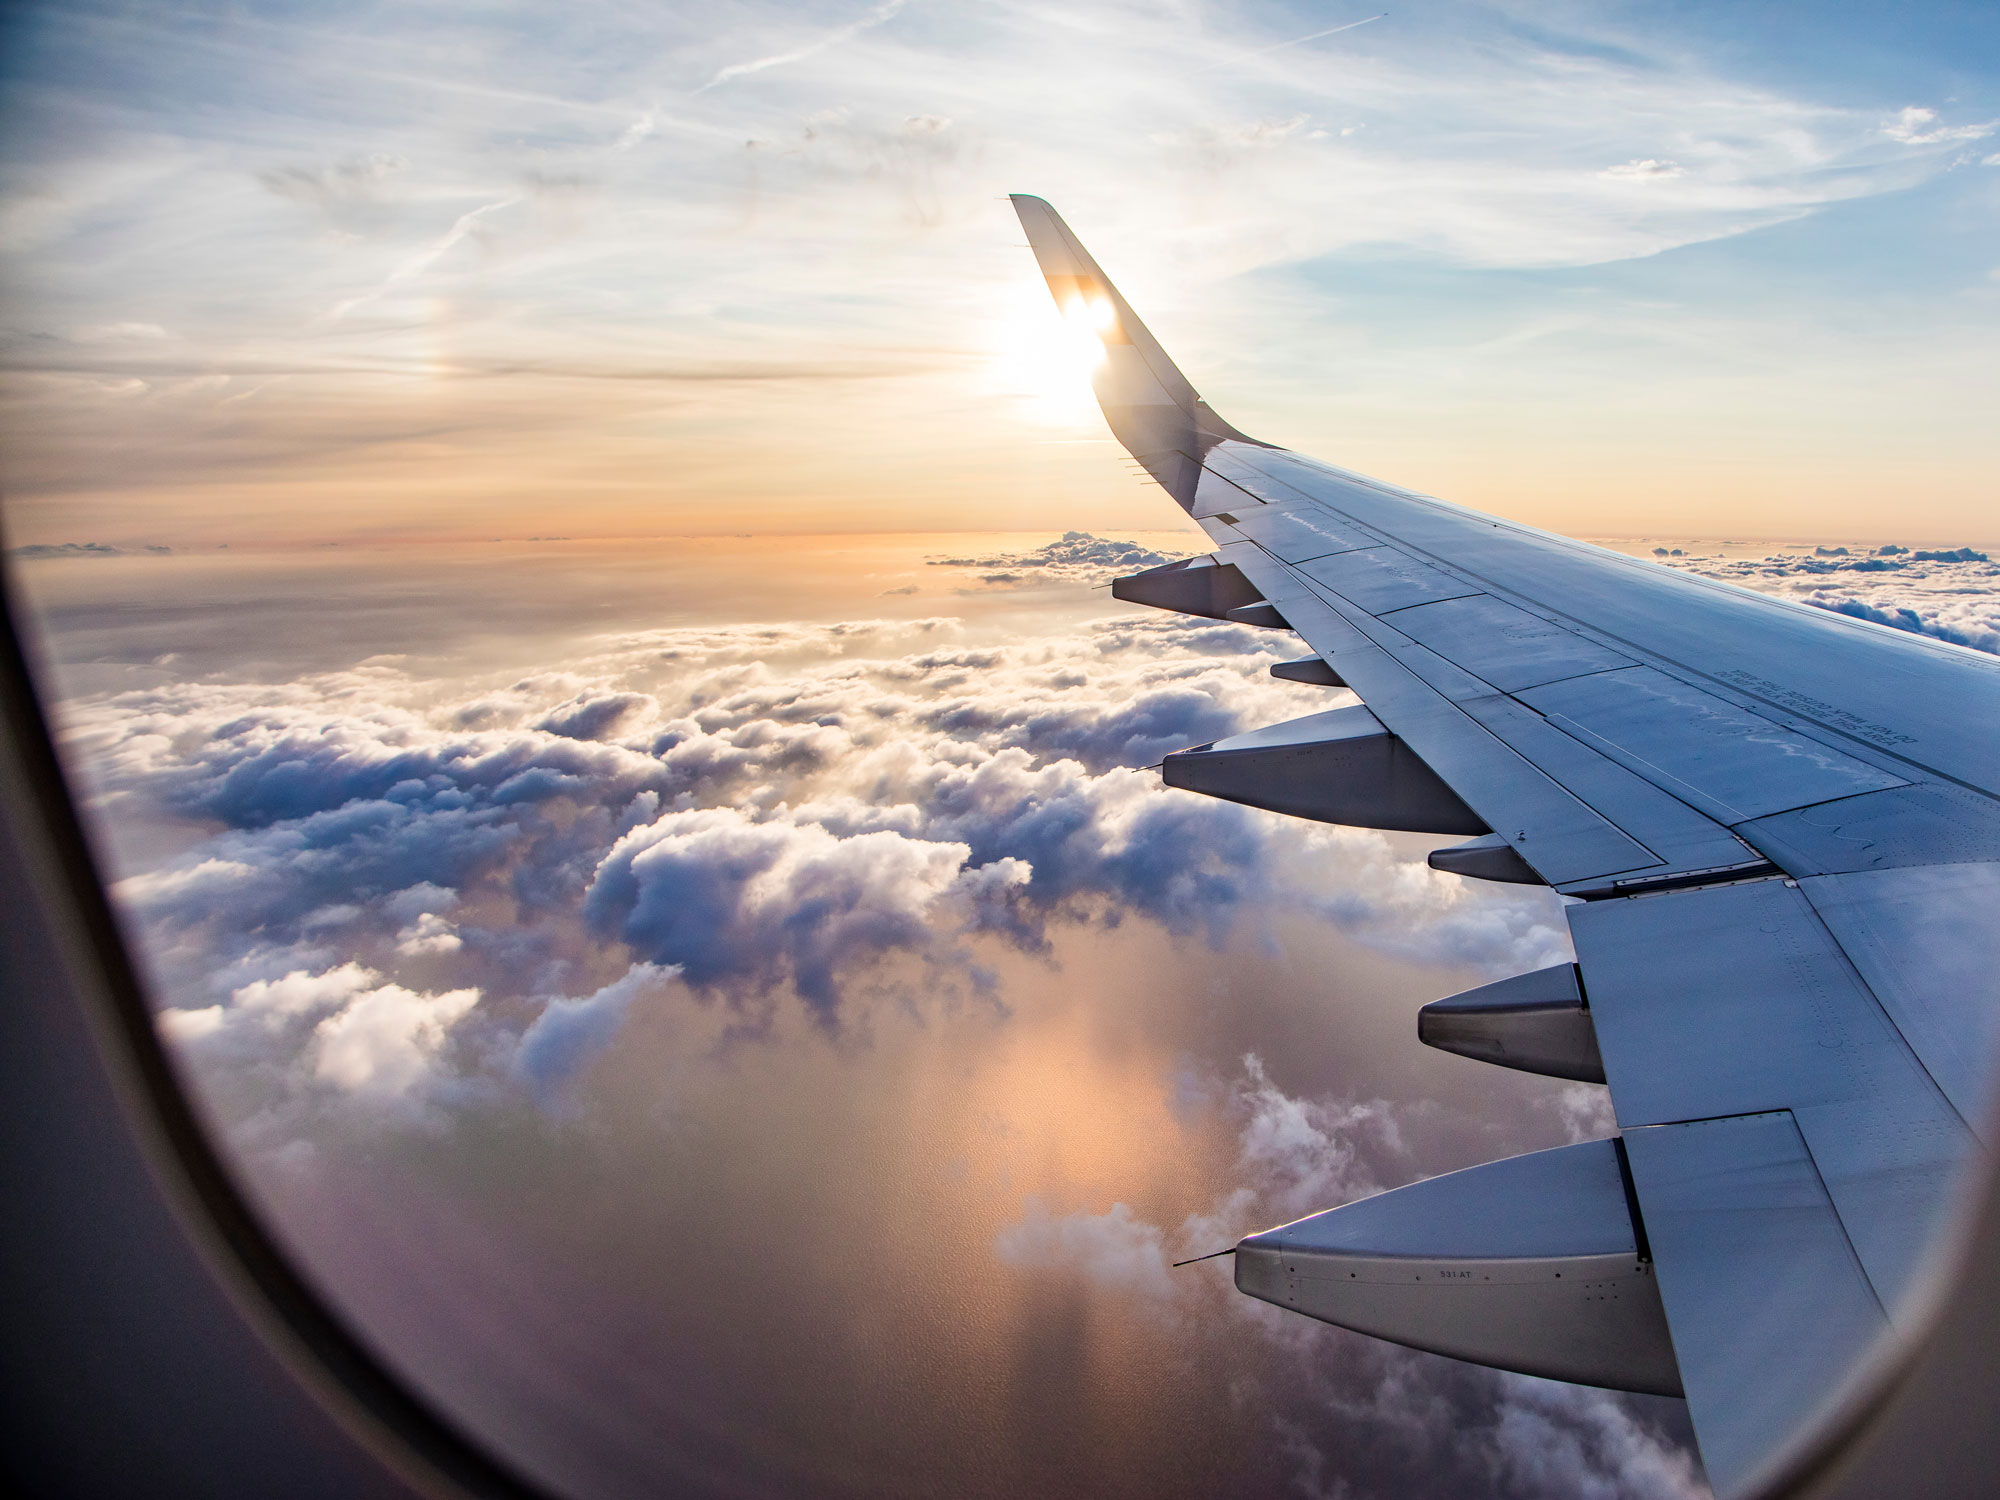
[983,277,1107,428]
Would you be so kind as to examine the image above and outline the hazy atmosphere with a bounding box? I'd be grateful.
[3,0,1997,546]
[5,3,1998,1498]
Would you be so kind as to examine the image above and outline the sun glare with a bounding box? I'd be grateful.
[986,278,1107,428]
[1062,291,1118,335]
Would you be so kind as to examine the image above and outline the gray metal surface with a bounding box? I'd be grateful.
[1452,691,1769,888]
[1234,581,1670,887]
[1223,502,1377,563]
[1217,443,2000,800]
[1743,783,2000,875]
[1110,555,1261,620]
[1571,880,1974,1316]
[1426,832,1544,884]
[1189,464,1265,520]
[1384,592,1637,692]
[1801,862,2000,1138]
[1418,963,1604,1082]
[1269,656,1345,687]
[1235,1141,1679,1395]
[1519,667,1908,825]
[1161,705,1488,836]
[1298,546,1484,613]
[1222,542,1767,889]
[1621,1114,1890,1500]
[1225,601,1290,629]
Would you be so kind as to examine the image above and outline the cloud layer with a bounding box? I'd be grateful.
[1665,543,2000,654]
[78,606,1563,1138]
[44,530,1757,1497]
[68,523,2000,1495]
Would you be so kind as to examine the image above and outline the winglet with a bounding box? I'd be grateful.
[1009,195,1264,509]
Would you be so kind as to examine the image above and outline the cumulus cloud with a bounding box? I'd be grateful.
[514,961,679,1104]
[1001,1052,1409,1290]
[82,603,1564,1138]
[53,557,1711,1496]
[395,911,463,955]
[1230,1052,1402,1219]
[1881,106,1996,145]
[1664,544,2000,654]
[928,531,1186,589]
[231,962,383,1023]
[310,975,479,1095]
[1482,1378,1707,1500]
[587,807,1003,1012]
[536,688,656,741]
[162,961,482,1112]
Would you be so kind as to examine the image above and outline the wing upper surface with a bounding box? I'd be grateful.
[1012,196,2000,1499]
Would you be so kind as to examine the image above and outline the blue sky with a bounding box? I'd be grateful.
[1,0,1995,546]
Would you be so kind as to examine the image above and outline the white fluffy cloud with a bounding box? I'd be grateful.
[928,531,1185,588]
[1881,106,1996,146]
[513,961,680,1106]
[161,961,481,1112]
[77,605,1563,1139]
[310,976,479,1096]
[1662,543,2000,654]
[588,808,1014,1010]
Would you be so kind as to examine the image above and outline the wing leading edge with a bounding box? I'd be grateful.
[1009,195,2000,1500]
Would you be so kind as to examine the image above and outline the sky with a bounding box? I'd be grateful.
[5,5,2000,1499]
[1,0,1997,548]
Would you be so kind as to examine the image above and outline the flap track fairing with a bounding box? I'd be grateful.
[1269,656,1347,688]
[1233,1139,1679,1395]
[1225,602,1291,630]
[1418,963,1605,1083]
[1161,705,1488,836]
[1428,831,1544,886]
[1111,555,1263,621]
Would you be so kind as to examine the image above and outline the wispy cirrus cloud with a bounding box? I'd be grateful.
[1881,104,1996,145]
[5,3,1996,546]
[697,0,918,93]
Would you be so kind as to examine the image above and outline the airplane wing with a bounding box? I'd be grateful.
[1011,194,2000,1499]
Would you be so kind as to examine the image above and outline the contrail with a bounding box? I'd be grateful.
[698,0,914,93]
[321,194,522,323]
[1243,11,1386,59]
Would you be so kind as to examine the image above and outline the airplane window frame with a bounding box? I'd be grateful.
[0,558,559,1500]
